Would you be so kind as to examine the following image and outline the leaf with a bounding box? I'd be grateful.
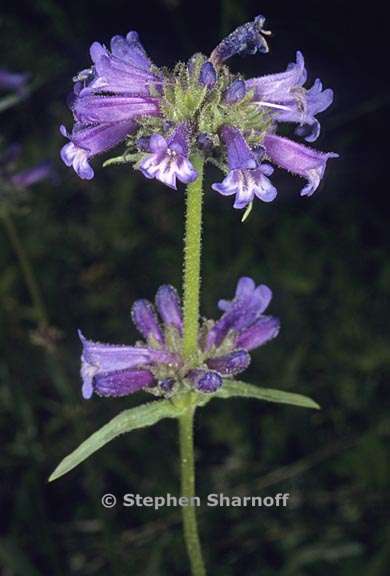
[213,380,320,409]
[49,400,179,482]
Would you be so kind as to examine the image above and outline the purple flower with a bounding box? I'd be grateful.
[212,126,277,208]
[79,283,182,399]
[59,16,337,204]
[235,317,280,351]
[264,134,338,196]
[79,32,161,97]
[210,15,271,65]
[246,51,306,103]
[60,120,138,180]
[206,276,279,351]
[79,278,279,399]
[72,94,160,124]
[247,51,334,142]
[138,123,197,189]
[61,31,162,179]
[79,339,162,399]
[0,69,30,93]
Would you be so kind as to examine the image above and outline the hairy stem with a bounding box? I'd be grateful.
[1,208,49,327]
[182,154,205,360]
[180,155,207,575]
[179,402,206,576]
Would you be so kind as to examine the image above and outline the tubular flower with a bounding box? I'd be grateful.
[137,123,197,189]
[263,134,339,196]
[209,15,271,65]
[79,277,279,399]
[246,51,334,142]
[61,16,337,209]
[206,277,280,351]
[60,31,162,179]
[212,125,277,209]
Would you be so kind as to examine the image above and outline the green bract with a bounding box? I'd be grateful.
[108,53,272,172]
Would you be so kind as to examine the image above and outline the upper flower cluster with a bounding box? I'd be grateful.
[80,277,279,399]
[61,16,337,209]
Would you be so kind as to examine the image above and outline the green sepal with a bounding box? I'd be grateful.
[48,400,180,482]
[241,202,253,222]
[197,380,320,410]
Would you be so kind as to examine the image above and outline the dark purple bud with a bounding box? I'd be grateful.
[206,349,251,376]
[94,368,155,397]
[136,136,152,152]
[224,79,246,104]
[252,144,266,163]
[131,299,164,344]
[162,120,175,132]
[196,133,214,151]
[155,285,183,333]
[210,15,271,66]
[188,369,223,393]
[199,62,217,88]
[159,378,175,393]
[236,316,280,351]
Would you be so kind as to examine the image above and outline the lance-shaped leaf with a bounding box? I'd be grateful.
[49,400,179,482]
[212,380,320,409]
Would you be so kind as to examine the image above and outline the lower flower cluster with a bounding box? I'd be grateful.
[80,277,280,399]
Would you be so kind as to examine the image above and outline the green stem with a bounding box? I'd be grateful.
[179,403,206,576]
[179,154,207,575]
[182,153,205,360]
[1,208,49,328]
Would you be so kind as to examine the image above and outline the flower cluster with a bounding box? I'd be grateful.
[79,277,279,399]
[60,16,337,210]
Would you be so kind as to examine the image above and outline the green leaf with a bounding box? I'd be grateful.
[49,400,179,482]
[213,380,320,409]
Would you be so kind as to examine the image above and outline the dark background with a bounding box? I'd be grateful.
[0,1,389,574]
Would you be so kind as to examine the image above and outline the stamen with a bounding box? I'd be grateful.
[255,101,294,112]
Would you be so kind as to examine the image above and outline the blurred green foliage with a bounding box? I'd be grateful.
[0,0,389,574]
